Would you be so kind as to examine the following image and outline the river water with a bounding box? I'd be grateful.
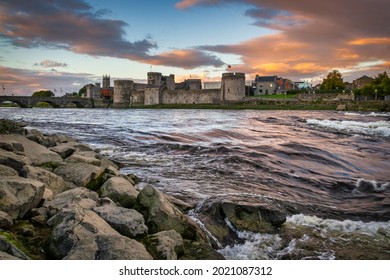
[1,108,390,259]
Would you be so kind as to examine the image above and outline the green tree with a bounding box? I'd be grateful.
[78,84,93,97]
[32,90,54,97]
[321,70,345,91]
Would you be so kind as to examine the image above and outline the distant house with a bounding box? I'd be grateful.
[344,82,353,91]
[253,75,298,95]
[353,75,374,89]
[294,81,313,90]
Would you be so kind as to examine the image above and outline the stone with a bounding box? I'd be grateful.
[100,176,139,208]
[0,164,18,177]
[0,149,31,174]
[0,119,26,135]
[336,104,347,111]
[135,185,206,241]
[143,230,184,260]
[0,135,63,168]
[0,234,30,260]
[53,162,105,190]
[0,177,45,220]
[0,251,22,260]
[65,154,101,166]
[43,187,99,215]
[0,139,24,153]
[47,207,152,260]
[49,144,75,159]
[0,210,13,228]
[93,200,148,238]
[180,240,225,260]
[21,165,67,195]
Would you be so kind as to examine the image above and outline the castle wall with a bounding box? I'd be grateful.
[221,72,245,102]
[131,90,145,106]
[113,80,133,108]
[144,87,160,105]
[161,89,220,104]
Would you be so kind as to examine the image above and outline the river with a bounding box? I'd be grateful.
[1,108,389,259]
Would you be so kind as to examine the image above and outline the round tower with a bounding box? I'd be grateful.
[221,72,245,102]
[102,75,110,89]
[113,80,133,108]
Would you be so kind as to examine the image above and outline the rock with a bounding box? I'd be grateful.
[49,144,75,159]
[93,199,148,238]
[0,251,22,260]
[42,188,54,201]
[0,177,45,220]
[167,196,194,212]
[0,164,18,177]
[21,165,67,195]
[143,230,184,260]
[65,154,101,166]
[100,177,139,208]
[43,187,99,216]
[196,195,287,247]
[180,240,225,260]
[104,166,120,177]
[0,149,31,174]
[0,139,24,153]
[53,162,105,190]
[47,207,152,260]
[0,135,63,168]
[0,119,26,135]
[135,185,206,241]
[0,210,13,228]
[0,234,30,260]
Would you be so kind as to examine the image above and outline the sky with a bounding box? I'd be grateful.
[0,0,389,95]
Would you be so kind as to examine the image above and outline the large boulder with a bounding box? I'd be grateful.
[53,162,105,190]
[93,199,148,238]
[21,165,67,195]
[135,185,206,241]
[65,154,101,166]
[0,234,30,260]
[0,135,63,168]
[0,149,31,174]
[46,207,152,260]
[49,144,75,159]
[143,230,184,260]
[100,176,139,208]
[0,210,13,228]
[43,187,99,216]
[0,177,45,220]
[196,195,287,247]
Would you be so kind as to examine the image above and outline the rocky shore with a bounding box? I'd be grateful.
[1,118,389,260]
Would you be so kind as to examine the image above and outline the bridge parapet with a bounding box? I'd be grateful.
[0,96,94,108]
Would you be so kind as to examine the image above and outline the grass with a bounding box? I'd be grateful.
[252,93,299,99]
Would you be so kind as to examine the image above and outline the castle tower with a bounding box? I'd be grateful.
[102,75,110,89]
[221,72,245,102]
[147,72,162,87]
[113,80,133,108]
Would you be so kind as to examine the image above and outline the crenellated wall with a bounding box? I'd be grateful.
[221,72,246,102]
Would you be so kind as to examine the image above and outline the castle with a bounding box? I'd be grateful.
[85,72,246,108]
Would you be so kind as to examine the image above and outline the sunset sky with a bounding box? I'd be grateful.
[1,0,389,95]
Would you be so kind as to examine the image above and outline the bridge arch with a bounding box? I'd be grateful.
[0,99,29,108]
[30,100,60,108]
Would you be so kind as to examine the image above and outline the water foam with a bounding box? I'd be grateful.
[306,119,390,137]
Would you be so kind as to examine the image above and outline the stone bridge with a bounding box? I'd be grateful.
[0,96,95,108]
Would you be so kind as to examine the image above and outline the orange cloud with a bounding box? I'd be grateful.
[175,0,204,9]
[349,37,390,45]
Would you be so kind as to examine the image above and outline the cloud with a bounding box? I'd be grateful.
[34,60,68,68]
[0,66,96,96]
[0,0,222,69]
[192,0,390,81]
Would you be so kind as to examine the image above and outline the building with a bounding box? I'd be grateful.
[84,75,113,99]
[253,75,298,95]
[203,81,221,89]
[294,81,313,90]
[353,75,374,89]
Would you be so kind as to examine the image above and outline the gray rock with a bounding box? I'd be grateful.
[0,149,31,174]
[100,176,139,208]
[0,177,45,220]
[93,200,148,238]
[0,210,13,228]
[53,162,105,189]
[43,187,99,215]
[21,165,67,195]
[0,135,63,168]
[135,185,206,241]
[65,154,101,166]
[144,230,184,260]
[0,235,30,260]
[47,207,152,260]
[0,251,22,260]
[49,144,75,159]
[0,139,24,153]
[0,164,18,177]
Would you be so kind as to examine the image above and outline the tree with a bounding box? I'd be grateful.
[321,70,345,91]
[78,84,93,97]
[32,90,54,97]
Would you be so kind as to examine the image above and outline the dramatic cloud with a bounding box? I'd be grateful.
[0,66,96,96]
[181,0,390,81]
[0,0,222,69]
[34,60,68,68]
